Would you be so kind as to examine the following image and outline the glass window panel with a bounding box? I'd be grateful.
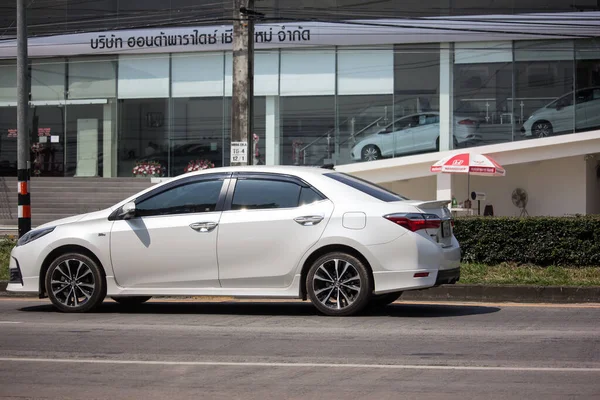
[453,42,512,148]
[0,62,16,102]
[338,95,393,164]
[280,95,335,165]
[118,55,170,99]
[575,39,600,133]
[515,40,575,139]
[137,180,224,216]
[31,59,66,101]
[280,49,335,96]
[172,53,225,98]
[231,179,302,210]
[224,52,280,97]
[455,41,512,64]
[68,57,116,99]
[393,44,442,158]
[171,97,224,177]
[118,98,169,177]
[337,47,394,95]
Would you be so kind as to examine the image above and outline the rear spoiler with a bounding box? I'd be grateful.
[406,200,451,209]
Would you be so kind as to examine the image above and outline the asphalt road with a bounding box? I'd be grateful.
[0,298,599,400]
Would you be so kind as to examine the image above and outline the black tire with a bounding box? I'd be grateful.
[111,296,152,305]
[306,252,372,316]
[531,121,553,138]
[369,292,403,308]
[361,145,381,162]
[45,252,106,313]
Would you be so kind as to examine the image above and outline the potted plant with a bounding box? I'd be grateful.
[184,159,215,173]
[132,161,164,177]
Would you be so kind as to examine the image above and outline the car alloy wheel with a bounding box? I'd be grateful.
[307,252,371,316]
[46,253,106,313]
[531,121,553,138]
[361,145,380,162]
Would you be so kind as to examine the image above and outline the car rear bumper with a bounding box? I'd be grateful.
[434,267,460,286]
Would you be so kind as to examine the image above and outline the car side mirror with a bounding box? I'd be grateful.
[119,201,136,220]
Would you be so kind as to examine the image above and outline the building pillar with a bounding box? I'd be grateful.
[103,101,116,177]
[265,95,280,165]
[437,173,453,202]
[439,43,454,152]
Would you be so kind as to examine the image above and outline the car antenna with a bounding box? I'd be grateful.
[321,163,335,170]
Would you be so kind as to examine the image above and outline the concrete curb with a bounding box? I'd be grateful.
[1,281,599,303]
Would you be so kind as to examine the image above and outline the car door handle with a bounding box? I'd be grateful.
[189,222,218,232]
[294,215,324,226]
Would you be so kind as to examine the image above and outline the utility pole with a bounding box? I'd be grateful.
[230,0,255,166]
[17,0,31,237]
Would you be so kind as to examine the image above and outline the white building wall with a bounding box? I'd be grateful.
[380,176,437,200]
[450,156,587,217]
[586,157,600,215]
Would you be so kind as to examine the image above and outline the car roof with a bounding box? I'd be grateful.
[173,165,334,179]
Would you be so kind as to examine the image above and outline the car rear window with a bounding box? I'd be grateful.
[324,172,409,202]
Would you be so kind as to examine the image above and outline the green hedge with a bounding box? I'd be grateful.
[453,216,600,267]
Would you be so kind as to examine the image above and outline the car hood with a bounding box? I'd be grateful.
[35,209,112,230]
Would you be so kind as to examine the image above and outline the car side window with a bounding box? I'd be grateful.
[299,187,325,206]
[231,179,303,210]
[136,179,224,217]
[576,89,593,105]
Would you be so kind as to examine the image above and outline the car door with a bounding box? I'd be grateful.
[216,173,334,289]
[549,93,576,133]
[411,113,440,152]
[109,174,230,289]
[388,115,418,156]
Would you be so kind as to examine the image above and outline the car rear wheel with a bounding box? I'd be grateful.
[306,252,372,316]
[531,121,553,138]
[369,292,403,308]
[361,145,381,162]
[45,253,106,313]
[111,296,152,305]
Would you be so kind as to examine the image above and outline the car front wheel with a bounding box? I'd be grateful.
[45,253,106,313]
[531,121,553,138]
[361,145,381,162]
[307,252,372,316]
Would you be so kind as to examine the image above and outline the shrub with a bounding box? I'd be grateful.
[453,216,600,267]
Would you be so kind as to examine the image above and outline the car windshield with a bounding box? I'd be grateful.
[324,172,409,202]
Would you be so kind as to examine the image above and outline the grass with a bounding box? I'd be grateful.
[0,237,16,281]
[0,236,599,286]
[459,263,600,287]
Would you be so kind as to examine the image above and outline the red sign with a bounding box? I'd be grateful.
[7,129,17,138]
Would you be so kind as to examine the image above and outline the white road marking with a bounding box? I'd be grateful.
[0,357,598,372]
[0,321,22,324]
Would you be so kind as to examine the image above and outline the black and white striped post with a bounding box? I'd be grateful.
[17,168,31,237]
[17,0,31,237]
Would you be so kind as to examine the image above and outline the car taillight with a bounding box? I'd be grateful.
[384,213,441,232]
[457,119,476,125]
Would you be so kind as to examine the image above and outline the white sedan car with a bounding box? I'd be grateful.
[351,112,480,162]
[7,166,460,316]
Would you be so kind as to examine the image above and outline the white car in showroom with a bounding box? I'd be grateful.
[7,166,460,316]
[351,112,480,162]
[520,87,600,138]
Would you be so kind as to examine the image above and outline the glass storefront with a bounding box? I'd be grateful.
[0,38,599,177]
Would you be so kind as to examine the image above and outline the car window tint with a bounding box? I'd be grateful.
[324,172,409,202]
[231,179,302,210]
[299,187,325,206]
[136,180,223,216]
